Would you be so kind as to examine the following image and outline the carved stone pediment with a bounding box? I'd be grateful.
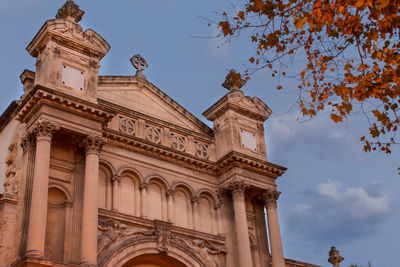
[203,89,272,122]
[26,18,110,60]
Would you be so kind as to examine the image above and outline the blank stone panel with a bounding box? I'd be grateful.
[61,64,84,91]
[240,129,257,151]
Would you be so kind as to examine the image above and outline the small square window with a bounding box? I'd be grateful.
[61,64,84,91]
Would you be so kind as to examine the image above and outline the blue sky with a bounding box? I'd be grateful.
[0,1,398,266]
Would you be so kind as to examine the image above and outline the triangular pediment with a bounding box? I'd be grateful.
[98,76,213,136]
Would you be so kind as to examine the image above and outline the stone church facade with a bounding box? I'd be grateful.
[0,1,320,267]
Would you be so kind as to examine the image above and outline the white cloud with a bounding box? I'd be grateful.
[287,181,392,245]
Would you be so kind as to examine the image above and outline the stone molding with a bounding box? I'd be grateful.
[263,190,281,209]
[16,86,115,124]
[81,135,105,155]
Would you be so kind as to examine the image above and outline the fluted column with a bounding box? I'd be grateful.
[229,180,252,267]
[191,197,199,231]
[264,190,285,267]
[26,120,58,257]
[140,182,149,219]
[112,175,120,211]
[80,135,105,265]
[166,189,174,223]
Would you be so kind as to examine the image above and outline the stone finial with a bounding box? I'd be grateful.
[328,246,344,267]
[222,69,246,90]
[130,54,148,78]
[56,0,85,23]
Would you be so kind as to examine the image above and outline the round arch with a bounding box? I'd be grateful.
[144,174,170,189]
[196,188,218,207]
[99,239,205,267]
[171,181,195,197]
[117,166,144,183]
[99,159,116,177]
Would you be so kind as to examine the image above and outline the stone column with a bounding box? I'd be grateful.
[26,120,58,256]
[80,135,105,265]
[191,197,199,231]
[228,180,253,267]
[166,189,174,223]
[112,175,120,211]
[140,182,149,219]
[264,190,285,267]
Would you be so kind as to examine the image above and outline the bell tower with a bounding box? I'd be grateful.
[26,0,110,102]
[203,70,271,161]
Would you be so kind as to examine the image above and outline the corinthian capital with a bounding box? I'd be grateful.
[30,120,59,140]
[81,135,105,155]
[20,132,36,152]
[227,180,248,199]
[263,189,281,209]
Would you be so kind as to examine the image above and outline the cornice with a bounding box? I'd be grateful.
[215,151,286,178]
[103,128,216,175]
[26,18,110,59]
[203,90,272,122]
[16,85,115,123]
[103,128,286,178]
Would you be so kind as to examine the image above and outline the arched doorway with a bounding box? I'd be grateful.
[99,239,205,267]
[122,254,187,267]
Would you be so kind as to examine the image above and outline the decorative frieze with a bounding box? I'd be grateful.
[146,126,161,144]
[97,219,155,256]
[171,133,186,152]
[119,117,136,136]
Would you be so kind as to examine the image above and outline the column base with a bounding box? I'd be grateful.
[12,256,82,267]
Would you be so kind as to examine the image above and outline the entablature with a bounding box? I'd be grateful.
[15,85,115,124]
[216,151,286,179]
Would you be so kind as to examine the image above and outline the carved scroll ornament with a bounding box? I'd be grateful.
[97,219,155,256]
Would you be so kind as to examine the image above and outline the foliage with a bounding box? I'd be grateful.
[218,0,400,159]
